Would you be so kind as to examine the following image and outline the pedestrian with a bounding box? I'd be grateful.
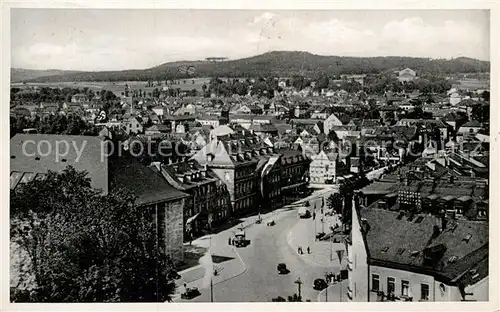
[228,237,231,245]
[307,246,310,254]
[184,283,187,292]
[298,246,300,254]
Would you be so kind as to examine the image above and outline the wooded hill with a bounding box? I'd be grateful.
[13,51,490,83]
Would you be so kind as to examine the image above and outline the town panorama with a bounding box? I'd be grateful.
[9,9,490,305]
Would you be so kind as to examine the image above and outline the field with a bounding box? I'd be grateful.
[11,78,214,95]
[453,78,490,90]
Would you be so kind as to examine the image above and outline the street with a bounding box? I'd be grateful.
[176,186,346,302]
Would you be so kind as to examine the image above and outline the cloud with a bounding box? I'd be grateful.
[12,11,489,70]
[378,17,488,59]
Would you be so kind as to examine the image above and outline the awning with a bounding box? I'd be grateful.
[186,213,200,225]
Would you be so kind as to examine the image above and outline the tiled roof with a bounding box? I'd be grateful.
[360,181,399,195]
[108,152,188,205]
[360,207,488,283]
[249,123,278,133]
[10,134,108,193]
[461,120,482,128]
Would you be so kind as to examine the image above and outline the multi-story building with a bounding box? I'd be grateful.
[278,148,312,203]
[150,160,230,237]
[397,68,417,82]
[191,130,312,216]
[190,135,264,218]
[310,150,349,184]
[347,196,488,302]
[258,155,283,210]
[123,116,144,135]
[10,134,189,264]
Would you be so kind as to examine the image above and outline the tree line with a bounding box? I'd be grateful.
[10,115,99,138]
[23,52,489,83]
[11,87,118,105]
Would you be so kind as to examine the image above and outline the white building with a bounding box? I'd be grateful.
[323,113,343,135]
[347,199,488,302]
[309,151,346,184]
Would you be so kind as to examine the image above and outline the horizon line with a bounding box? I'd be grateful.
[11,50,490,72]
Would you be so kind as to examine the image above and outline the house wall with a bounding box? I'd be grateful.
[209,167,234,218]
[198,119,220,128]
[433,277,488,302]
[162,198,185,264]
[369,265,435,302]
[348,204,369,302]
[310,158,337,184]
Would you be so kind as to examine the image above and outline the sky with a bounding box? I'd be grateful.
[10,9,490,71]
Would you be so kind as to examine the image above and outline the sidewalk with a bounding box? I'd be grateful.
[287,216,346,268]
[175,227,247,300]
[317,280,350,302]
[175,184,337,298]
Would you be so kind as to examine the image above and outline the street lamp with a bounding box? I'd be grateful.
[294,277,303,301]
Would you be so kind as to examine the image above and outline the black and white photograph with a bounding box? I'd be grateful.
[3,1,497,308]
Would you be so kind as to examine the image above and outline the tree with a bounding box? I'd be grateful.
[481,90,490,102]
[291,75,306,90]
[315,72,330,91]
[10,167,175,302]
[152,88,160,98]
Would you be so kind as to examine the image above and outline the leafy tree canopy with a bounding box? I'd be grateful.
[10,167,175,302]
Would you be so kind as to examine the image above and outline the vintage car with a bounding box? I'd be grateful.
[297,207,311,218]
[167,270,181,280]
[313,278,328,291]
[277,263,289,274]
[181,287,201,300]
[233,231,248,247]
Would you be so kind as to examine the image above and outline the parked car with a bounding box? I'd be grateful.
[167,270,181,280]
[298,207,311,218]
[277,263,289,274]
[313,278,328,291]
[181,287,200,299]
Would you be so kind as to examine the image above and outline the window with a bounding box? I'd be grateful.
[401,280,410,297]
[420,283,429,301]
[371,274,380,291]
[387,277,395,295]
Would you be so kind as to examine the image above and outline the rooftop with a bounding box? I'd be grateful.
[108,152,188,206]
[359,207,488,283]
[10,134,108,193]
